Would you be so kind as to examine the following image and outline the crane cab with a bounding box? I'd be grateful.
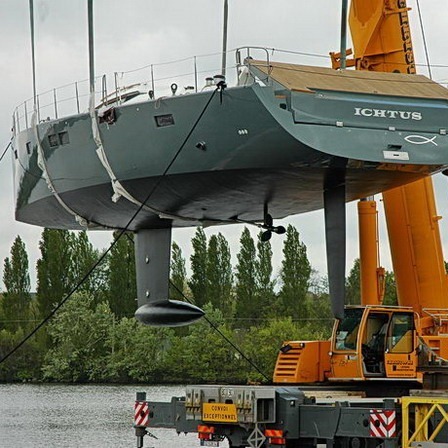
[274,305,423,385]
[329,306,421,381]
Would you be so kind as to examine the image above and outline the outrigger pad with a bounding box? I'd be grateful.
[324,163,346,320]
[135,300,205,327]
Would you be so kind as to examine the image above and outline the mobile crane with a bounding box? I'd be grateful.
[274,0,448,391]
[134,2,448,447]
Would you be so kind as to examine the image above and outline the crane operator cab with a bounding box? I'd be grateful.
[329,306,421,382]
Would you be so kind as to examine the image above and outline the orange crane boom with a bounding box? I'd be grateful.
[347,0,448,313]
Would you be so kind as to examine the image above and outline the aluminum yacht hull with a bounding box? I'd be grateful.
[12,78,448,231]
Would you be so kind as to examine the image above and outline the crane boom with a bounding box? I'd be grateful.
[349,0,448,313]
[349,0,416,74]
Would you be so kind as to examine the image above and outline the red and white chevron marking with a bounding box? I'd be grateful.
[134,401,149,427]
[369,409,396,438]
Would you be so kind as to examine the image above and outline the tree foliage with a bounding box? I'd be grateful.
[106,317,174,382]
[164,303,245,383]
[0,328,41,381]
[189,228,208,308]
[278,225,311,320]
[170,242,187,300]
[2,236,31,332]
[36,229,75,318]
[383,270,398,306]
[71,231,103,299]
[346,258,361,305]
[345,259,397,307]
[42,293,114,382]
[107,231,136,318]
[243,317,328,382]
[255,232,275,319]
[0,224,345,384]
[206,233,233,315]
[235,228,257,323]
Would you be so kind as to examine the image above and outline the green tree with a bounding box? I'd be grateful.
[242,317,328,383]
[307,272,332,328]
[71,231,104,299]
[170,242,187,300]
[346,258,361,305]
[42,293,114,382]
[346,259,397,306]
[206,233,233,314]
[255,231,275,318]
[2,236,31,332]
[278,225,311,320]
[0,294,5,327]
[36,229,75,319]
[235,228,257,325]
[0,328,42,381]
[106,317,174,382]
[164,304,245,383]
[189,227,208,307]
[383,270,398,306]
[107,232,136,318]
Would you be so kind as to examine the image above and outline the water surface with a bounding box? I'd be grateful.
[0,383,221,448]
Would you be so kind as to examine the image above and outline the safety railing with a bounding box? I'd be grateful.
[12,49,239,135]
[11,46,331,135]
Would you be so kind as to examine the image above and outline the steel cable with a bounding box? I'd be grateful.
[0,141,11,164]
[415,0,433,79]
[169,280,271,383]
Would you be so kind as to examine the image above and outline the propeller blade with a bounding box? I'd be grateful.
[324,163,347,320]
[274,225,286,235]
[265,213,273,228]
[261,230,272,242]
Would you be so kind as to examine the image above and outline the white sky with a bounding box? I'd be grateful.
[1,0,448,290]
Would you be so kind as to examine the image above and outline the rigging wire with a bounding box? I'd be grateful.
[415,0,433,79]
[169,280,271,383]
[29,0,37,109]
[0,85,223,366]
[0,141,12,164]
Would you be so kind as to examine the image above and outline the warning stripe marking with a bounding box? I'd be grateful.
[134,401,149,427]
[265,429,284,438]
[369,409,396,438]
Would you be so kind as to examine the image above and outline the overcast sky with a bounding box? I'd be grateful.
[1,0,448,290]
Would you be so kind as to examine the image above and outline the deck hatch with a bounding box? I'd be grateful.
[155,114,175,127]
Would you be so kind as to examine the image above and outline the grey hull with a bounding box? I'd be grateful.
[12,82,448,231]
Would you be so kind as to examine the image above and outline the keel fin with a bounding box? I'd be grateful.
[134,228,204,327]
[324,162,347,320]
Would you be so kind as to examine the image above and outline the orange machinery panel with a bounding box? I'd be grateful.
[273,341,331,383]
[349,0,415,74]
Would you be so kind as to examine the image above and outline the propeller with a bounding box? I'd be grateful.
[324,159,347,320]
[260,206,286,241]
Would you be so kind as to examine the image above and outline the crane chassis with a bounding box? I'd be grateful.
[133,385,448,448]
